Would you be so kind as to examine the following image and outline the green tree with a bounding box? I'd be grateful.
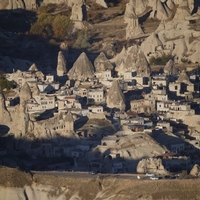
[74,30,91,49]
[30,14,54,38]
[52,15,71,40]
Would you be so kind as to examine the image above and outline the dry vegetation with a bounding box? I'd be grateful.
[0,167,200,200]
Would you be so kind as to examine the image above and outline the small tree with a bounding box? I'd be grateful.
[52,15,71,40]
[74,30,91,49]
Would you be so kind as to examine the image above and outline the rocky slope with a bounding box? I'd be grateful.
[0,167,200,200]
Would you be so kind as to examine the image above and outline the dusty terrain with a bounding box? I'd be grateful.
[0,167,200,200]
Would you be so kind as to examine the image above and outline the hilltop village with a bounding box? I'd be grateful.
[0,48,200,175]
[0,0,200,177]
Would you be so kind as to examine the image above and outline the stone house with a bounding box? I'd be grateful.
[152,75,167,87]
[157,100,173,112]
[27,95,55,113]
[37,82,60,93]
[88,105,103,113]
[88,88,104,104]
[169,70,194,96]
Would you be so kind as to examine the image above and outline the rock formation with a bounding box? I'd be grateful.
[0,0,37,10]
[96,0,107,8]
[124,1,144,39]
[0,88,11,124]
[164,59,174,74]
[114,45,150,76]
[106,80,126,111]
[67,52,95,81]
[176,70,191,84]
[137,157,168,175]
[70,0,87,30]
[56,51,67,77]
[141,32,163,59]
[190,164,200,176]
[20,82,32,103]
[64,111,74,133]
[28,63,38,72]
[94,52,113,72]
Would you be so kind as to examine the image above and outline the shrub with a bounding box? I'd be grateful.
[30,13,54,38]
[149,53,172,65]
[74,30,91,49]
[0,78,12,90]
[52,15,72,40]
[38,3,57,13]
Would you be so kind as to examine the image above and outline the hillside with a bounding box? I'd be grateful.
[0,167,200,200]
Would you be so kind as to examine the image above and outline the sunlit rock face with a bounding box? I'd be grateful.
[124,1,144,39]
[114,45,150,76]
[67,52,94,81]
[96,0,107,8]
[94,52,113,72]
[137,157,167,175]
[0,0,37,10]
[0,88,11,125]
[106,80,126,111]
[56,51,67,77]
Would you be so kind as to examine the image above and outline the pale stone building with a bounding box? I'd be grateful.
[26,95,55,113]
[88,88,104,103]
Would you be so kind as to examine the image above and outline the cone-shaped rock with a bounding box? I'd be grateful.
[31,82,40,97]
[65,111,74,131]
[106,80,125,111]
[164,59,174,74]
[68,52,95,81]
[29,63,38,72]
[141,33,163,57]
[116,45,150,76]
[20,82,32,102]
[94,52,113,72]
[177,70,191,84]
[57,51,67,77]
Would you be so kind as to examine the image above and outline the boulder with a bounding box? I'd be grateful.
[67,52,94,81]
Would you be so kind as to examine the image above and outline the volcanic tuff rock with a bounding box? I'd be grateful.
[56,51,67,77]
[67,52,94,81]
[106,80,125,111]
[0,0,37,10]
[176,70,192,84]
[124,1,144,39]
[137,157,168,175]
[94,52,113,72]
[0,88,12,124]
[20,82,32,102]
[28,63,38,72]
[164,59,174,74]
[114,45,150,76]
[70,0,87,30]
[96,0,107,8]
[190,164,200,176]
